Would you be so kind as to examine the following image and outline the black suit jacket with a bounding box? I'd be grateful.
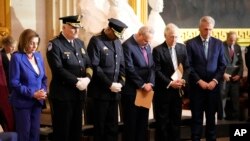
[122,35,155,96]
[186,36,226,84]
[153,42,190,96]
[223,42,243,77]
[245,46,250,82]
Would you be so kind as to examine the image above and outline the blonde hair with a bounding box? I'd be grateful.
[1,35,16,48]
[227,31,237,38]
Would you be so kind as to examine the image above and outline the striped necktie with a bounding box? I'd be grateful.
[141,47,148,65]
[203,40,208,59]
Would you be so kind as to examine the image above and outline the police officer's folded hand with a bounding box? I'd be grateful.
[76,77,90,91]
[110,82,122,93]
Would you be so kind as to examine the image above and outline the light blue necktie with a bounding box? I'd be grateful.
[203,40,208,59]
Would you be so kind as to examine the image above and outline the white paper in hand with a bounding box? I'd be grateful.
[171,69,183,80]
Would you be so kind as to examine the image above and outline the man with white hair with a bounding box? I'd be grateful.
[153,23,190,141]
[121,26,155,141]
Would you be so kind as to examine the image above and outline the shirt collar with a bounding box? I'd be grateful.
[167,44,175,49]
[62,32,73,43]
[200,36,209,42]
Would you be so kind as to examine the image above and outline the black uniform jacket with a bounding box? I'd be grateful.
[47,33,91,101]
[87,30,125,100]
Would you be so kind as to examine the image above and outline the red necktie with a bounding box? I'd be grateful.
[229,46,234,59]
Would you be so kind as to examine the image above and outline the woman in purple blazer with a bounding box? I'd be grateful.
[9,29,47,141]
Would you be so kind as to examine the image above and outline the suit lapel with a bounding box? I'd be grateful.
[223,44,231,63]
[22,53,42,76]
[103,40,115,52]
[232,46,239,64]
[163,43,175,71]
[22,54,37,74]
[34,54,42,76]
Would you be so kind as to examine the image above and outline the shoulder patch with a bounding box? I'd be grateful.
[47,42,53,51]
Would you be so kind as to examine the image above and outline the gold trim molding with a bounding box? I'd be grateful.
[128,0,250,47]
[180,28,250,47]
[0,0,10,39]
[140,0,148,24]
[128,0,148,24]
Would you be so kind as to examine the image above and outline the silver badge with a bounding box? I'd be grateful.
[64,52,71,59]
[103,46,109,55]
[47,42,52,51]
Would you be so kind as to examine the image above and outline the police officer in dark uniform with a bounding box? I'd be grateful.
[46,15,93,141]
[245,45,250,121]
[87,18,127,141]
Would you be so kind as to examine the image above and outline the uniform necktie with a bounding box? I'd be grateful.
[70,40,74,47]
[229,45,234,60]
[141,47,148,65]
[203,40,208,59]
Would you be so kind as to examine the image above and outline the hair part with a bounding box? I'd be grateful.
[17,29,40,52]
[164,23,179,36]
[138,26,154,37]
[199,16,215,27]
[227,31,237,38]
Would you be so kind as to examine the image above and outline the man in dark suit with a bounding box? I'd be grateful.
[245,45,250,121]
[153,23,190,141]
[220,31,243,120]
[87,18,127,141]
[186,16,226,141]
[121,26,155,141]
[46,15,93,141]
